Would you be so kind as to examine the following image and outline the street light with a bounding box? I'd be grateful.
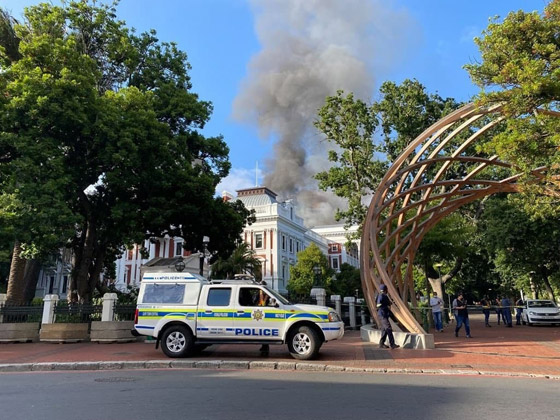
[199,236,210,277]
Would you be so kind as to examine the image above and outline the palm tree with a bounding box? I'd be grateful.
[211,243,262,280]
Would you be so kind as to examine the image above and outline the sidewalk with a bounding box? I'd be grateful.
[1,315,560,379]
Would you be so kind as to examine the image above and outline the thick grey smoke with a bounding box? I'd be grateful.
[233,0,417,226]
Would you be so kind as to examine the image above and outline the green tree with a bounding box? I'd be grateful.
[331,263,361,298]
[314,91,383,236]
[465,1,560,198]
[210,242,262,280]
[481,195,560,301]
[315,80,463,295]
[0,1,249,302]
[288,243,333,295]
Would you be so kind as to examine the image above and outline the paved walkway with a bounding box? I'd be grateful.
[1,315,560,378]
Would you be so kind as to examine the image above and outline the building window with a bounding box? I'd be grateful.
[331,244,339,253]
[62,276,68,294]
[175,241,183,256]
[332,257,339,270]
[255,233,263,249]
[282,235,286,250]
[289,238,293,253]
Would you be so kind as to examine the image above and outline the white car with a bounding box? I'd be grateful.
[521,300,560,326]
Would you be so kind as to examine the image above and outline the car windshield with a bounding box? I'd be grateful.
[528,301,556,308]
[264,286,291,305]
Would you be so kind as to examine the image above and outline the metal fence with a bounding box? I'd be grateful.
[114,304,136,321]
[54,302,102,324]
[0,303,43,324]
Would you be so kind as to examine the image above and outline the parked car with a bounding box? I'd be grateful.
[521,300,560,326]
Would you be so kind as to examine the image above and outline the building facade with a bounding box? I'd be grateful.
[233,187,330,294]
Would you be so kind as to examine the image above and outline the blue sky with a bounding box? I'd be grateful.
[3,0,548,219]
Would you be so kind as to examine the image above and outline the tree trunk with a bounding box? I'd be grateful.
[6,240,26,304]
[73,220,97,303]
[22,259,42,302]
[541,273,556,302]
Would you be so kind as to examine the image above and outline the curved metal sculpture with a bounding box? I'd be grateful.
[361,103,559,333]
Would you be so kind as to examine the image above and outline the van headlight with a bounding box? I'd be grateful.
[328,311,341,322]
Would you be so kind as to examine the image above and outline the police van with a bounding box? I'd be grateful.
[133,271,344,360]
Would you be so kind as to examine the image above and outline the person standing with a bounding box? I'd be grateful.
[430,292,444,332]
[515,297,524,325]
[453,292,472,338]
[376,284,400,349]
[501,296,513,327]
[495,297,503,325]
[480,296,492,327]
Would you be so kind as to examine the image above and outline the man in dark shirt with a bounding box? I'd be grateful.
[453,292,472,338]
[376,284,400,349]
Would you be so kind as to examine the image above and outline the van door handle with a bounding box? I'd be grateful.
[205,310,212,314]
[237,311,245,314]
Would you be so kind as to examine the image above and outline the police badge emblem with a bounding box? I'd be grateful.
[252,309,264,321]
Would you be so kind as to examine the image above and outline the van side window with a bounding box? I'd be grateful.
[207,288,231,306]
[142,284,185,304]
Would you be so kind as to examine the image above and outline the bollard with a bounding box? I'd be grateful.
[316,288,327,307]
[360,308,366,326]
[102,293,118,322]
[344,296,356,329]
[331,295,342,318]
[42,294,59,324]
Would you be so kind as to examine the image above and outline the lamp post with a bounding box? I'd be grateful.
[199,236,210,277]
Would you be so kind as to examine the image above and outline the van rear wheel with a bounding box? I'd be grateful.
[161,325,194,358]
[287,325,321,360]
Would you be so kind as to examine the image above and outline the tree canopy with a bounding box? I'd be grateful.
[288,243,333,296]
[0,1,250,302]
[465,0,560,196]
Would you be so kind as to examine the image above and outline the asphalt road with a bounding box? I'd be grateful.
[1,369,558,420]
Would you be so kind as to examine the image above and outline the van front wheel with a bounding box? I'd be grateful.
[161,325,194,358]
[287,326,321,360]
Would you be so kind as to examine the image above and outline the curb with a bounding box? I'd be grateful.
[0,360,559,380]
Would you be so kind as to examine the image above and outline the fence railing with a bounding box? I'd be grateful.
[54,302,102,324]
[114,304,136,321]
[0,303,43,324]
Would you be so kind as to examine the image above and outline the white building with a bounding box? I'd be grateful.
[232,187,330,294]
[111,186,360,293]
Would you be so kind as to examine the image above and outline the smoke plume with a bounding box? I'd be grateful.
[233,0,417,226]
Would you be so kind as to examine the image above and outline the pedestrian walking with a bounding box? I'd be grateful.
[376,284,400,349]
[515,297,524,325]
[501,296,513,327]
[453,292,472,338]
[430,292,444,332]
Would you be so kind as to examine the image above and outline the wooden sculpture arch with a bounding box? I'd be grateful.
[361,103,559,334]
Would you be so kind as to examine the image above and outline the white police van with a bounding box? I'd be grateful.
[133,271,344,360]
